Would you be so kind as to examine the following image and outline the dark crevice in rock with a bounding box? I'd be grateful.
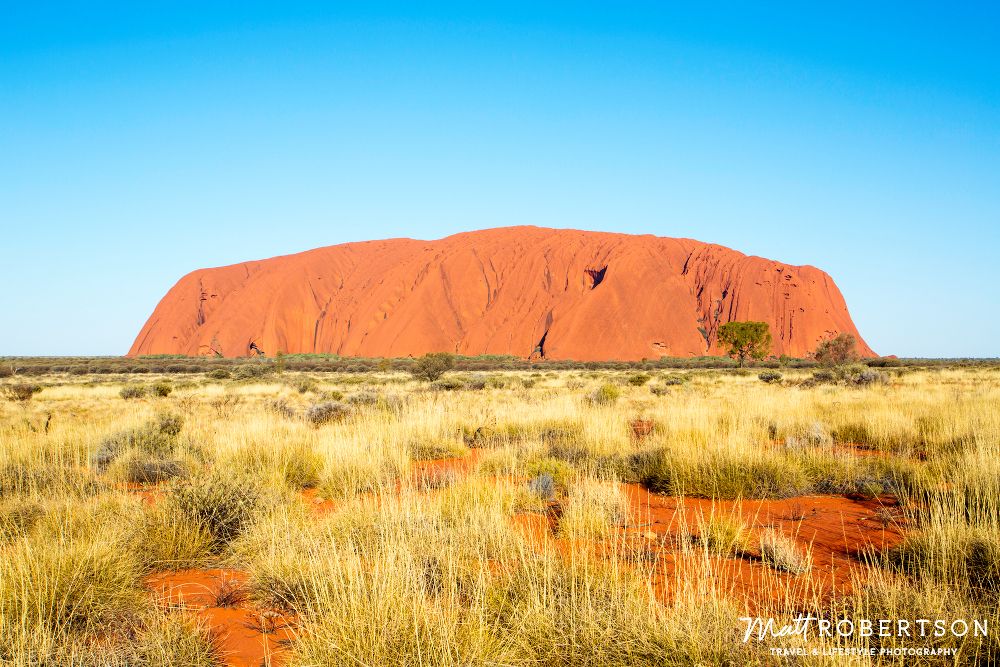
[533,329,549,359]
[585,266,608,289]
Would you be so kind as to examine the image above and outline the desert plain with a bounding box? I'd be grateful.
[1,357,998,665]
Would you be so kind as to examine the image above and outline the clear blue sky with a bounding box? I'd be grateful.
[2,2,997,357]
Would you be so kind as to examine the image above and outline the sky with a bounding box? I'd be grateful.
[1,2,998,357]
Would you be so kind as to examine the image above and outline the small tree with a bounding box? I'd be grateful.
[813,333,858,366]
[410,352,455,382]
[717,321,772,367]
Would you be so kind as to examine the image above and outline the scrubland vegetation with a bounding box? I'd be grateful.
[1,361,998,665]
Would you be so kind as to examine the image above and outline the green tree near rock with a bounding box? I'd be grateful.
[812,333,858,366]
[717,321,772,367]
[409,352,456,382]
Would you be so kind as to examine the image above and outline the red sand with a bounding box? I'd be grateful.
[139,457,906,662]
[129,226,873,360]
[512,485,906,610]
[146,569,295,667]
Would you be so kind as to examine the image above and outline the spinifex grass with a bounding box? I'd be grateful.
[0,367,997,663]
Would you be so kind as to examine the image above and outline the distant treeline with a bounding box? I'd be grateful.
[1,354,997,377]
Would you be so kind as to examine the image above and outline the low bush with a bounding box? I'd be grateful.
[430,377,466,391]
[165,472,264,549]
[119,385,147,400]
[525,457,575,495]
[810,370,837,384]
[465,374,489,390]
[587,383,621,405]
[758,370,783,384]
[151,382,172,397]
[783,421,832,449]
[265,397,297,419]
[1,383,41,402]
[295,378,319,394]
[626,372,652,386]
[306,401,351,426]
[408,436,468,461]
[346,390,380,406]
[111,452,188,484]
[93,413,184,471]
[232,363,274,381]
[853,368,889,386]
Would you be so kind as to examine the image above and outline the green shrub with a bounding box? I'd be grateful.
[812,333,858,366]
[811,370,836,384]
[757,370,783,384]
[93,414,184,471]
[525,457,575,494]
[853,368,889,386]
[409,352,455,382]
[112,453,188,485]
[208,368,231,380]
[465,374,489,390]
[165,472,264,549]
[626,372,652,386]
[119,385,147,400]
[232,363,274,381]
[306,401,351,426]
[295,378,319,394]
[587,383,621,405]
[151,382,172,397]
[431,377,466,391]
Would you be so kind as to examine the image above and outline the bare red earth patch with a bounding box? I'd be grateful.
[146,569,296,667]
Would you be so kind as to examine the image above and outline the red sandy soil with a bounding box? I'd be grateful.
[145,568,295,667]
[512,485,907,610]
[135,454,906,661]
[129,226,874,360]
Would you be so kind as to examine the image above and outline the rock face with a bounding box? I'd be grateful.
[129,226,874,360]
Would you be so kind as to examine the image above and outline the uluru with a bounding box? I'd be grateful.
[129,226,874,361]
